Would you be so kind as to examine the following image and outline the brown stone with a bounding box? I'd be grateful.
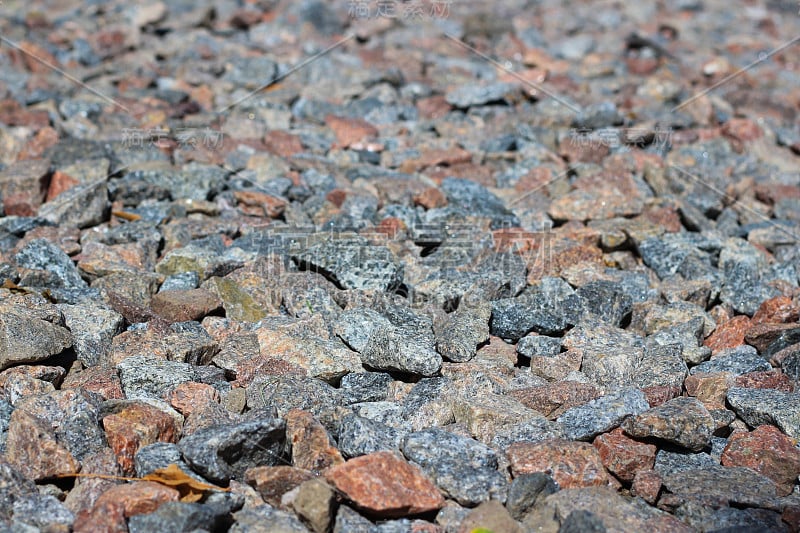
[558,137,610,165]
[399,147,473,173]
[734,370,794,392]
[61,365,125,400]
[631,469,662,504]
[167,381,220,417]
[593,428,657,482]
[46,170,80,201]
[412,187,447,209]
[415,95,451,120]
[528,349,582,382]
[5,408,79,481]
[507,439,616,489]
[233,190,286,218]
[0,158,50,216]
[74,481,180,533]
[286,409,344,474]
[103,402,179,475]
[721,425,800,496]
[324,451,444,518]
[722,118,763,150]
[0,365,63,404]
[63,448,122,517]
[325,188,347,208]
[744,322,798,353]
[264,130,304,157]
[509,381,600,419]
[457,500,523,533]
[751,296,800,325]
[18,126,59,161]
[77,241,149,279]
[245,465,315,506]
[684,372,734,410]
[150,288,222,323]
[325,115,378,149]
[704,315,750,354]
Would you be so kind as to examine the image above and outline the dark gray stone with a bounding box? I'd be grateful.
[0,463,37,521]
[662,464,779,508]
[654,449,718,477]
[179,417,286,484]
[38,180,110,229]
[572,280,633,327]
[14,239,87,290]
[505,473,558,521]
[434,302,491,363]
[11,493,73,530]
[58,303,123,367]
[440,177,520,229]
[401,428,507,506]
[159,271,200,292]
[491,277,576,340]
[0,305,73,371]
[516,335,561,358]
[339,372,392,405]
[230,505,308,533]
[622,397,715,451]
[128,502,227,533]
[134,442,197,478]
[246,376,342,434]
[559,510,606,533]
[719,238,780,315]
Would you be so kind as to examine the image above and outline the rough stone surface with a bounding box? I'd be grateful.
[726,387,800,439]
[623,397,716,451]
[507,439,616,489]
[556,387,649,441]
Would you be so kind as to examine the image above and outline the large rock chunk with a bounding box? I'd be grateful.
[726,387,800,439]
[179,416,287,484]
[323,451,445,518]
[400,428,507,506]
[557,387,649,441]
[0,304,72,372]
[622,397,715,451]
[564,324,643,390]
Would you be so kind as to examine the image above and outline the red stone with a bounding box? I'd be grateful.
[507,439,616,489]
[745,323,799,353]
[721,425,800,496]
[734,370,794,392]
[324,451,444,518]
[325,115,378,149]
[61,365,124,399]
[5,408,79,481]
[325,189,347,208]
[46,170,80,201]
[286,409,344,474]
[722,118,763,146]
[74,481,180,533]
[19,126,59,161]
[167,381,219,417]
[103,402,179,475]
[558,137,610,165]
[233,190,286,218]
[751,296,800,325]
[704,315,750,354]
[415,95,451,120]
[631,469,662,504]
[593,428,657,482]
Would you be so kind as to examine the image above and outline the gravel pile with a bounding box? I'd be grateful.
[0,0,799,531]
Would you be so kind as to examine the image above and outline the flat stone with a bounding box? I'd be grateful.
[507,439,616,489]
[324,451,445,518]
[73,481,180,533]
[150,288,222,323]
[179,416,286,484]
[400,427,507,506]
[622,397,715,451]
[510,381,600,419]
[593,428,657,482]
[563,324,643,390]
[337,413,403,459]
[726,387,800,439]
[117,355,195,400]
[58,303,123,367]
[556,387,649,441]
[505,472,558,521]
[690,345,771,376]
[0,304,72,371]
[246,376,342,434]
[661,464,779,508]
[39,180,110,229]
[452,393,545,445]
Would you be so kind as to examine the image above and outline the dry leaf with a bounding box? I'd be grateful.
[142,463,230,502]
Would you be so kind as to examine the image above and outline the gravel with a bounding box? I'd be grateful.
[0,0,797,531]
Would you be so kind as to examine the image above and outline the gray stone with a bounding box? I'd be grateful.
[134,442,197,479]
[634,343,688,390]
[654,449,718,477]
[231,505,308,533]
[401,428,507,506]
[293,237,403,291]
[38,180,110,229]
[0,305,73,371]
[662,464,779,508]
[128,502,226,533]
[117,355,195,400]
[58,303,123,367]
[516,335,561,358]
[726,387,800,439]
[719,238,780,315]
[491,277,577,340]
[291,479,336,533]
[11,493,74,530]
[557,387,649,441]
[445,82,518,108]
[339,372,392,405]
[491,418,566,450]
[0,463,37,521]
[563,324,643,390]
[440,178,520,229]
[689,345,771,375]
[337,413,403,458]
[623,397,715,451]
[559,509,607,533]
[179,417,286,484]
[572,280,633,327]
[246,376,342,434]
[14,239,87,290]
[350,402,411,432]
[505,473,558,521]
[434,302,491,363]
[159,271,200,292]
